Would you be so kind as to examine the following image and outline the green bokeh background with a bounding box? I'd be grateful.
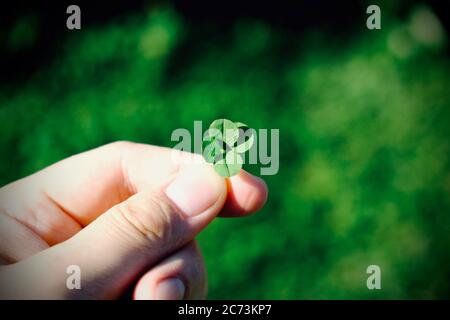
[1,1,449,298]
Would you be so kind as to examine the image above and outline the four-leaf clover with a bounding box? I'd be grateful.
[202,119,255,177]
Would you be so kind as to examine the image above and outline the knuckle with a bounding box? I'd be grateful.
[185,243,205,272]
[181,243,207,298]
[112,194,178,246]
[110,140,135,152]
[193,253,206,283]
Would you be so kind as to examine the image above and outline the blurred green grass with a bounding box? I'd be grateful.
[1,4,449,299]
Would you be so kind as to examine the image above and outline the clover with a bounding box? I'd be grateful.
[202,119,255,177]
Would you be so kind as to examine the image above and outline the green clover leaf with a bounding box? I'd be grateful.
[235,122,255,153]
[202,138,223,163]
[209,119,239,147]
[202,119,255,177]
[213,148,243,177]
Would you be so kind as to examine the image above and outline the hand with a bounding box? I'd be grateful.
[0,141,267,299]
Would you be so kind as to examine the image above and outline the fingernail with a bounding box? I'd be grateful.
[165,166,223,217]
[156,278,185,300]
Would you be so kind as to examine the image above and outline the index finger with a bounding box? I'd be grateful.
[5,141,268,229]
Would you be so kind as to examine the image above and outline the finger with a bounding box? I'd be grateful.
[219,170,268,217]
[133,241,206,300]
[121,143,267,219]
[42,142,268,221]
[0,213,49,263]
[0,163,224,299]
[0,142,268,244]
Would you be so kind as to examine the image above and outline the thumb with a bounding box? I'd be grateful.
[68,164,226,298]
[1,165,226,299]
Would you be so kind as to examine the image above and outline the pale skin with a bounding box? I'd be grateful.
[0,141,268,299]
